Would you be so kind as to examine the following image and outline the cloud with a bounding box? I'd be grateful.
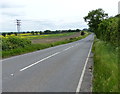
[0,0,26,8]
[0,19,86,31]
[57,21,87,30]
[2,11,24,17]
[21,20,57,31]
[0,0,119,32]
[1,3,24,8]
[20,20,87,31]
[0,0,26,18]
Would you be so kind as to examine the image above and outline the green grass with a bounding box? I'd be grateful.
[92,39,119,92]
[2,32,90,58]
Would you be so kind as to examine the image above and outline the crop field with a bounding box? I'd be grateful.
[31,32,81,44]
[1,31,90,58]
[0,32,76,40]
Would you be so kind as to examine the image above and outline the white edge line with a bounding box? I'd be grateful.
[76,41,94,93]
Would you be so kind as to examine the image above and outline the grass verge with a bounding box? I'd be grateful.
[2,32,90,58]
[92,39,118,92]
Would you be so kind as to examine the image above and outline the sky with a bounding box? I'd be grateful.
[118,1,120,14]
[0,0,120,32]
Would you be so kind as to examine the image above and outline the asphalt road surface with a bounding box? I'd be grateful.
[2,34,94,92]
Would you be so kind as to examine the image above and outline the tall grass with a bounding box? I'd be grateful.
[92,39,118,92]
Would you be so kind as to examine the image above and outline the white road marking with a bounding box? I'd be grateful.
[20,52,60,71]
[10,74,14,76]
[19,44,78,72]
[63,44,78,52]
[76,41,94,93]
[63,46,72,51]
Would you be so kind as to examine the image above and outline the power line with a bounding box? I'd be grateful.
[16,19,21,33]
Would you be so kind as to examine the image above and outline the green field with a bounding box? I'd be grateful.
[2,31,90,58]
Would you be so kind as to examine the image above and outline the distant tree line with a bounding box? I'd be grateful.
[1,29,84,37]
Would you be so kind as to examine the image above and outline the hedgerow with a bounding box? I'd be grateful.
[2,37,31,51]
[97,16,119,47]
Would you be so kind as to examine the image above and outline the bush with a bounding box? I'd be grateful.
[97,17,119,47]
[2,33,7,37]
[2,37,31,51]
[81,31,85,35]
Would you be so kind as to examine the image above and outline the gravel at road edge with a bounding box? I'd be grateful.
[80,52,93,92]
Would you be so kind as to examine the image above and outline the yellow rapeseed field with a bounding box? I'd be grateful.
[1,33,49,39]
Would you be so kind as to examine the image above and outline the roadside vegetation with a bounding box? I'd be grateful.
[2,31,90,58]
[92,39,118,92]
[84,9,119,92]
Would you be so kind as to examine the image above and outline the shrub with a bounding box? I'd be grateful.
[97,17,119,47]
[14,32,18,36]
[2,37,31,51]
[81,31,85,35]
[2,33,7,37]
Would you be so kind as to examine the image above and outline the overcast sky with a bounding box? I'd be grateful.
[0,0,119,32]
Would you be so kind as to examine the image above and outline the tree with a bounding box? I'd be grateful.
[115,14,120,17]
[39,31,42,35]
[31,31,35,35]
[76,29,81,32]
[118,15,120,47]
[2,33,7,37]
[84,8,108,37]
[44,30,51,34]
[27,31,30,33]
[68,29,72,32]
[35,31,38,35]
[7,33,12,36]
[14,32,17,36]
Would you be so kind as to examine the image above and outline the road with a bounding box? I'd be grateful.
[2,34,94,92]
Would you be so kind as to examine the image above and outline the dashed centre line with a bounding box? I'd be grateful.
[19,44,79,72]
[20,52,60,72]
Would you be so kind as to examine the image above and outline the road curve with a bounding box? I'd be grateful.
[2,34,94,92]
